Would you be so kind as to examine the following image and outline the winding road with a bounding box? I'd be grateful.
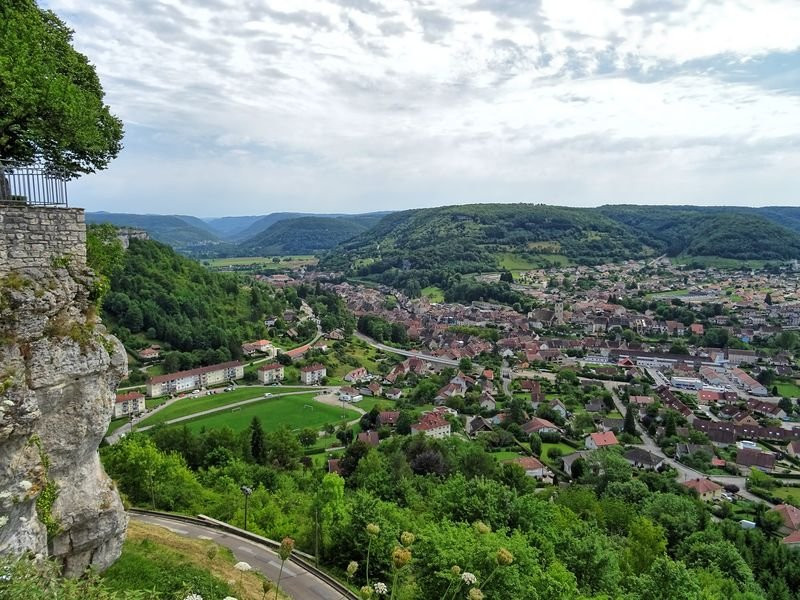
[130,511,353,600]
[354,332,459,367]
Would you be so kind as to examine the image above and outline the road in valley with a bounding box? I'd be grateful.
[354,332,459,366]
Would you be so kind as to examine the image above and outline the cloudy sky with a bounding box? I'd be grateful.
[45,0,800,216]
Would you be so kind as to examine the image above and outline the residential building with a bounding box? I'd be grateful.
[508,456,549,479]
[146,361,244,397]
[258,363,284,384]
[682,478,723,501]
[299,363,327,384]
[114,392,145,418]
[772,504,800,536]
[735,448,776,472]
[241,339,276,358]
[411,413,451,438]
[731,368,768,396]
[344,367,369,383]
[339,386,363,402]
[358,430,380,447]
[379,411,400,427]
[624,448,664,470]
[585,431,619,450]
[522,417,560,435]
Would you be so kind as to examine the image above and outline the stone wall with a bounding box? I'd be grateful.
[0,206,86,273]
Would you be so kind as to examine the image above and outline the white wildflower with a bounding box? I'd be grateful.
[183,594,203,600]
[233,561,252,572]
[222,597,238,600]
[461,572,477,585]
[373,582,388,595]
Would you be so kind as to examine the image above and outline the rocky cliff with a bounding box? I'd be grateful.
[0,206,127,575]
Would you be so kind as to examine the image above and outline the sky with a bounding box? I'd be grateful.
[44,0,800,216]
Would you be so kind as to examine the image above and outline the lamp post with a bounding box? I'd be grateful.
[240,485,253,531]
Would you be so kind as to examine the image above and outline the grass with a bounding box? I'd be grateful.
[206,255,318,269]
[541,442,578,465]
[103,520,288,600]
[496,252,570,271]
[670,256,773,269]
[772,487,800,505]
[106,418,129,437]
[492,451,524,462]
[776,381,800,398]
[646,288,689,299]
[136,386,313,429]
[421,285,445,303]
[173,393,360,434]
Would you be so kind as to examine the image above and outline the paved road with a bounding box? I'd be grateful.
[354,332,459,367]
[106,395,184,444]
[130,512,346,600]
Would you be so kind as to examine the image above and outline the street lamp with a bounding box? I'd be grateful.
[240,485,253,531]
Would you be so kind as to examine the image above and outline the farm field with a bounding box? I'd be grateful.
[135,386,314,429]
[174,393,360,434]
[205,255,318,270]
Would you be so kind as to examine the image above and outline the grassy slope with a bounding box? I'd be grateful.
[104,520,288,600]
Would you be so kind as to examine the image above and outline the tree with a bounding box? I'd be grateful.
[499,270,514,283]
[624,516,667,575]
[263,426,302,470]
[624,404,636,436]
[0,1,123,175]
[529,432,542,457]
[249,417,266,464]
[458,357,473,372]
[297,428,318,448]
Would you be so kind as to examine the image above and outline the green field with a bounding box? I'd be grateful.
[173,393,359,434]
[206,255,318,268]
[671,256,773,270]
[772,487,800,505]
[492,451,525,462]
[496,252,570,270]
[646,289,689,299]
[106,418,129,436]
[776,381,800,398]
[135,386,313,429]
[421,286,445,303]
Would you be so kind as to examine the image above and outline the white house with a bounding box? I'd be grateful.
[147,361,244,397]
[411,413,451,438]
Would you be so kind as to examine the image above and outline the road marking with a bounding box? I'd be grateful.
[198,535,212,540]
[163,526,189,535]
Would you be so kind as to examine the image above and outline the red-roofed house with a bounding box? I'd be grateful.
[358,430,380,447]
[241,339,275,357]
[411,413,451,438]
[258,363,284,384]
[344,367,369,383]
[379,411,400,427]
[114,392,145,418]
[508,456,549,479]
[682,478,722,501]
[787,440,800,457]
[585,431,619,450]
[781,530,800,548]
[773,504,800,535]
[522,417,560,435]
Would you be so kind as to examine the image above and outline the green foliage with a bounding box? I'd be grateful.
[0,556,149,599]
[29,435,60,539]
[0,0,123,175]
[86,224,125,304]
[236,216,371,255]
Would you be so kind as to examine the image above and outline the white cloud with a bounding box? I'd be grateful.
[44,0,800,214]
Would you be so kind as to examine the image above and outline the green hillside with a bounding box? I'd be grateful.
[598,205,800,259]
[86,212,222,249]
[320,203,800,295]
[236,215,373,255]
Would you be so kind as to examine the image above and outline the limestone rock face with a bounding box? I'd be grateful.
[0,265,127,575]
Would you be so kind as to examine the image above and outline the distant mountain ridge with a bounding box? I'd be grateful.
[320,204,800,292]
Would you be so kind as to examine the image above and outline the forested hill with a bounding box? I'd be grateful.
[234,215,379,255]
[597,205,800,259]
[99,237,353,370]
[321,203,800,290]
[86,212,221,250]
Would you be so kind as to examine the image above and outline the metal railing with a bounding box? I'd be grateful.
[0,160,68,207]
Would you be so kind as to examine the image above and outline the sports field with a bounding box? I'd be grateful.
[135,386,314,429]
[170,393,359,433]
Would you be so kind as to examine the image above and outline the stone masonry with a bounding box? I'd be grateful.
[0,206,86,274]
